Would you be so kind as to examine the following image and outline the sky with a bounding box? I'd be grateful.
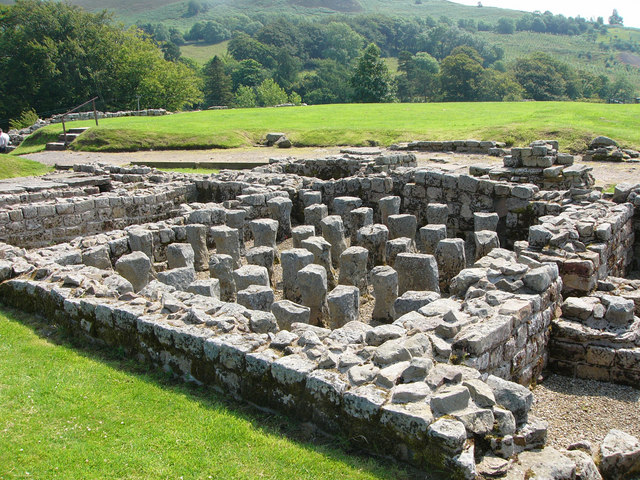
[452,1,640,29]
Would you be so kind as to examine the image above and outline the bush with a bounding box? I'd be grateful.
[9,108,39,130]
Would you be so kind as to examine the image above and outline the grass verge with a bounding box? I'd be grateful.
[11,102,640,155]
[0,307,427,480]
[0,153,52,179]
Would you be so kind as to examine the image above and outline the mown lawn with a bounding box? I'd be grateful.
[0,153,52,179]
[0,308,427,480]
[12,102,640,155]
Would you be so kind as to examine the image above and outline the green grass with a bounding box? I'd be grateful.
[180,41,229,65]
[0,153,52,178]
[0,307,423,480]
[15,102,640,154]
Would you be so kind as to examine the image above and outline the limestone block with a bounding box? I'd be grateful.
[419,224,447,255]
[250,218,278,251]
[320,215,347,268]
[186,224,209,271]
[245,246,276,284]
[486,375,533,426]
[395,253,439,295]
[393,290,440,319]
[271,300,311,330]
[435,238,466,291]
[281,248,314,302]
[474,212,499,232]
[355,224,389,269]
[209,254,236,301]
[349,207,373,242]
[426,204,449,225]
[304,204,328,234]
[386,237,414,268]
[292,225,315,248]
[157,266,196,291]
[210,225,241,269]
[300,190,322,207]
[267,196,292,240]
[474,230,500,261]
[387,214,417,241]
[82,245,112,270]
[379,196,401,225]
[302,236,336,289]
[166,243,195,269]
[298,264,328,325]
[327,285,360,329]
[128,228,153,259]
[332,196,362,238]
[115,251,151,292]
[338,246,368,294]
[187,278,220,298]
[597,429,640,479]
[233,265,270,291]
[371,265,398,323]
[237,285,275,312]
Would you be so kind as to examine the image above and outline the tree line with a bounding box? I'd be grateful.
[0,1,637,129]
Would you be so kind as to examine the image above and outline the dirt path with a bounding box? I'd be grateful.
[24,147,640,187]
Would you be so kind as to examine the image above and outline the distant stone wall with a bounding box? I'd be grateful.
[49,109,169,123]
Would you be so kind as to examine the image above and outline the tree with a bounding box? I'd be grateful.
[321,22,364,64]
[439,47,484,101]
[256,79,288,107]
[397,51,439,101]
[496,18,515,34]
[202,56,233,107]
[609,9,623,25]
[234,85,257,108]
[350,43,395,103]
[229,59,268,90]
[476,70,524,101]
[512,53,571,100]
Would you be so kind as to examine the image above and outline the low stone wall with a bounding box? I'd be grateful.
[390,139,506,155]
[518,201,635,295]
[549,294,640,386]
[49,109,169,123]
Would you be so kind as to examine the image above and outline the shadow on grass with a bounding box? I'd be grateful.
[1,306,443,480]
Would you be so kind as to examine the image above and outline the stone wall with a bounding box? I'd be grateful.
[390,139,506,155]
[49,109,169,123]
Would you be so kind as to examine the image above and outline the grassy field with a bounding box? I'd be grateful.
[12,102,640,155]
[0,307,423,480]
[0,153,52,178]
[180,41,229,65]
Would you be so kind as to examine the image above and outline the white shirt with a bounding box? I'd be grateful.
[0,132,9,148]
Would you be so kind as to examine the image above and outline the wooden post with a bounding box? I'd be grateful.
[62,116,67,145]
[93,99,99,126]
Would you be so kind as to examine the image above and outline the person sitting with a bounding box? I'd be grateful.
[0,128,10,153]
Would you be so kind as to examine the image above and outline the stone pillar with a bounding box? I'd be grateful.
[355,224,389,269]
[301,236,336,289]
[333,196,363,238]
[115,251,151,293]
[385,237,414,268]
[474,230,500,261]
[379,196,401,225]
[395,253,439,295]
[304,204,328,235]
[474,212,499,232]
[300,190,322,208]
[186,224,209,271]
[250,218,278,252]
[292,225,315,249]
[387,214,417,243]
[426,204,449,225]
[371,265,398,323]
[237,285,275,312]
[128,228,154,260]
[271,300,311,330]
[210,225,241,269]
[281,248,314,302]
[320,215,347,269]
[339,246,368,294]
[349,207,374,243]
[327,285,360,329]
[298,264,328,326]
[225,209,247,254]
[166,243,194,269]
[209,254,236,301]
[435,238,466,292]
[419,224,447,255]
[267,196,293,240]
[245,246,276,284]
[233,265,270,291]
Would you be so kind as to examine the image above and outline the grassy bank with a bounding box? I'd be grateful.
[0,307,422,480]
[12,102,640,155]
[0,153,52,178]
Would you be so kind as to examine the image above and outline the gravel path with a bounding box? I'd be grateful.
[531,374,640,449]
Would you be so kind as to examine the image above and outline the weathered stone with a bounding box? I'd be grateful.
[426,203,449,226]
[128,228,153,259]
[82,245,112,270]
[427,418,466,452]
[419,224,447,255]
[271,300,311,330]
[387,214,417,242]
[157,266,196,291]
[209,254,236,301]
[320,215,347,268]
[474,212,499,232]
[186,224,209,271]
[245,246,275,283]
[291,225,315,248]
[166,243,195,269]
[371,265,398,323]
[187,278,220,298]
[393,291,440,319]
[327,285,359,329]
[338,246,368,294]
[233,265,269,291]
[115,251,151,292]
[301,236,336,289]
[435,238,466,291]
[385,237,414,268]
[281,248,314,302]
[210,225,241,269]
[349,207,373,242]
[237,285,275,312]
[486,375,533,425]
[395,253,439,295]
[304,204,328,234]
[267,196,292,240]
[379,196,401,225]
[474,230,500,261]
[250,218,278,251]
[298,264,328,325]
[355,224,389,269]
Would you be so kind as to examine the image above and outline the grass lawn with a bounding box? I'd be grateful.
[12,102,640,155]
[0,153,52,179]
[0,307,425,480]
[180,41,230,65]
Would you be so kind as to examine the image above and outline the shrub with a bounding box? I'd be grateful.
[9,108,39,130]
